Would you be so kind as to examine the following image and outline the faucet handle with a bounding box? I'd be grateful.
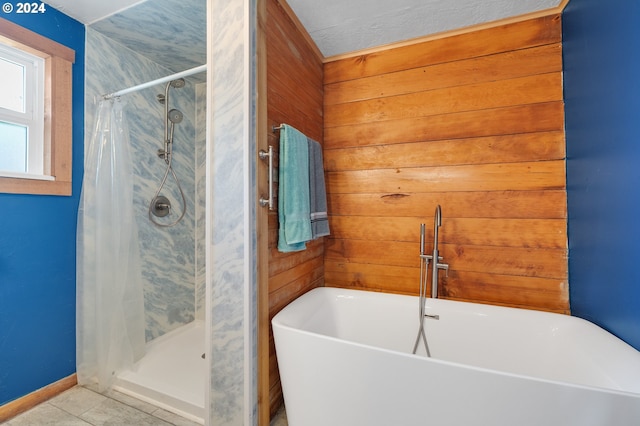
[437,262,449,277]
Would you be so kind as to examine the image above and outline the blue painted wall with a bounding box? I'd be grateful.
[564,0,640,350]
[0,7,84,404]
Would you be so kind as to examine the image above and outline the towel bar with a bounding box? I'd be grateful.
[259,145,274,210]
[272,125,283,132]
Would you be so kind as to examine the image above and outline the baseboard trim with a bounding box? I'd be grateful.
[0,373,77,423]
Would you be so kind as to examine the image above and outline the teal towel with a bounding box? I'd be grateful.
[278,124,312,252]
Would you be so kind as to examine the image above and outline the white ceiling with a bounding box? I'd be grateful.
[43,0,148,25]
[289,0,562,57]
[44,0,562,58]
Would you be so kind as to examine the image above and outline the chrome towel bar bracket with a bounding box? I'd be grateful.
[259,145,274,210]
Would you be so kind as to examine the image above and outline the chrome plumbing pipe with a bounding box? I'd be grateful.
[431,205,449,298]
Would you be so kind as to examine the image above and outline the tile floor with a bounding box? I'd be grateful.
[2,386,288,426]
[2,386,200,426]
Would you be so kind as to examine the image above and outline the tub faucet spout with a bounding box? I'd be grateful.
[431,205,449,298]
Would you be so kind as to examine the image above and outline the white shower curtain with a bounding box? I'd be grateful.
[76,99,145,391]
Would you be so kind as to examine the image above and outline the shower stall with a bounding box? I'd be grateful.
[81,0,208,422]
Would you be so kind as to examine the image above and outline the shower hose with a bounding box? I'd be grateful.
[148,141,187,227]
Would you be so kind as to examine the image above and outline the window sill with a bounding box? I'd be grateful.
[0,171,55,181]
[0,176,71,195]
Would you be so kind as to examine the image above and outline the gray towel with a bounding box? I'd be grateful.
[308,138,330,239]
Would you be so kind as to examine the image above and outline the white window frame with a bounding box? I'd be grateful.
[0,43,48,180]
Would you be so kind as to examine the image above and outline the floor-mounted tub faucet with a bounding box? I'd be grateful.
[413,206,449,356]
[431,205,449,298]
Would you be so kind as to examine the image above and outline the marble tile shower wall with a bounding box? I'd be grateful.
[195,83,206,320]
[85,28,204,341]
[89,0,205,74]
[207,0,258,420]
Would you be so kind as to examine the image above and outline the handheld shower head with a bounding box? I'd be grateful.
[170,78,186,88]
[168,109,183,124]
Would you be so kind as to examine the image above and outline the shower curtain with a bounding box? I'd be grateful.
[76,99,145,391]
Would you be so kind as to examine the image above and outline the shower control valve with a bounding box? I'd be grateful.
[151,195,172,218]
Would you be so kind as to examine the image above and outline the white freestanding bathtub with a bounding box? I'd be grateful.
[272,287,640,426]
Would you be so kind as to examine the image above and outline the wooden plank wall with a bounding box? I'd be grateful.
[265,0,325,417]
[323,14,569,313]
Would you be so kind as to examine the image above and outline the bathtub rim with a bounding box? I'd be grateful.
[272,287,640,399]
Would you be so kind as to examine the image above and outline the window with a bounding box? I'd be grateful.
[0,17,75,195]
[0,43,46,179]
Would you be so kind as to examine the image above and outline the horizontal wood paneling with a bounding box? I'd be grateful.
[325,239,566,279]
[330,216,567,249]
[324,131,566,171]
[324,14,561,83]
[325,73,563,127]
[265,0,325,419]
[442,270,568,311]
[323,14,568,313]
[327,160,566,193]
[325,44,563,105]
[325,102,565,148]
[324,261,567,311]
[328,190,567,218]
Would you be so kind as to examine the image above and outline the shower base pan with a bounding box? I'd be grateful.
[114,319,205,424]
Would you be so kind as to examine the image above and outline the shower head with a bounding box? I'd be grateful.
[170,78,186,88]
[168,108,183,124]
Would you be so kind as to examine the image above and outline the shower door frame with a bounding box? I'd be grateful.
[256,0,270,424]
